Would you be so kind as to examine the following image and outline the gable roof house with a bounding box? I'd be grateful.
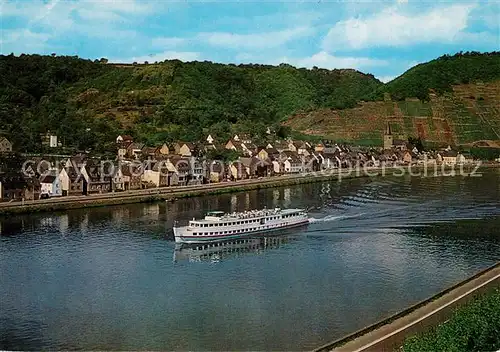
[141,146,158,160]
[273,141,289,153]
[304,153,321,172]
[257,147,269,161]
[0,173,40,201]
[116,135,134,144]
[441,150,458,165]
[57,160,81,196]
[208,160,225,183]
[265,147,280,159]
[239,157,272,177]
[174,142,197,157]
[187,157,206,185]
[157,143,171,157]
[119,163,143,190]
[0,137,13,153]
[229,161,248,180]
[167,156,190,186]
[40,172,62,197]
[142,161,171,188]
[241,142,257,156]
[82,160,113,194]
[225,139,243,153]
[280,151,303,173]
[126,143,145,160]
[233,134,252,144]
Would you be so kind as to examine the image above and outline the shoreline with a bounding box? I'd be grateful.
[0,163,496,216]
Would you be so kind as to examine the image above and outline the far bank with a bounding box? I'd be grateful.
[0,164,494,216]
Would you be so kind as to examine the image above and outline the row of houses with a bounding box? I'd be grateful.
[0,129,478,202]
[0,149,475,203]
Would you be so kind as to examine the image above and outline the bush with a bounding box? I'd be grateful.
[402,288,500,352]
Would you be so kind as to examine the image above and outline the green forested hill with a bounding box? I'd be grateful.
[1,51,499,153]
[286,52,500,146]
[0,54,381,153]
[372,51,500,101]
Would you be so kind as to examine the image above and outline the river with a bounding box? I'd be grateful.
[1,169,500,350]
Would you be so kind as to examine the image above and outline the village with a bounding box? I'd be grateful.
[0,124,486,202]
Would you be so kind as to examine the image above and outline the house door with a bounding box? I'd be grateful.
[82,180,88,195]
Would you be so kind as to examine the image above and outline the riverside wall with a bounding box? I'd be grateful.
[0,164,491,216]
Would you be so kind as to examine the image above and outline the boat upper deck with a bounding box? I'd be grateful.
[191,208,305,224]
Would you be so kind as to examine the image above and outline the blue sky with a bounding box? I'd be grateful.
[0,0,498,82]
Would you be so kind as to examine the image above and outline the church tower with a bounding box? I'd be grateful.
[383,122,393,150]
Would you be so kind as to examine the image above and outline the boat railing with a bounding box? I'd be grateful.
[220,207,283,220]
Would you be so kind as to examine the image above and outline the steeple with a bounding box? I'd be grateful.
[385,122,392,136]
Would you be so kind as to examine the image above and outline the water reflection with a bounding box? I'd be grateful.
[173,234,294,263]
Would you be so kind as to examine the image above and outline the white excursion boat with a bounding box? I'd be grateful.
[173,208,309,243]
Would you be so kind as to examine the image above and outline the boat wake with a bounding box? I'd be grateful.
[308,213,365,223]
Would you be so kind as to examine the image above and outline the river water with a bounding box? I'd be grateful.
[1,169,500,350]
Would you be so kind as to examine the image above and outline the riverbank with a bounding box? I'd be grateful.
[402,287,500,352]
[314,262,500,352]
[0,163,493,215]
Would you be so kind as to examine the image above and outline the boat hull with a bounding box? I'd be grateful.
[173,219,309,244]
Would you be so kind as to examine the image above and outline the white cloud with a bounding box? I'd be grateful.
[235,51,387,70]
[323,4,476,50]
[377,75,396,83]
[152,37,186,48]
[81,0,153,15]
[290,51,388,70]
[115,51,200,64]
[0,29,51,53]
[199,27,315,50]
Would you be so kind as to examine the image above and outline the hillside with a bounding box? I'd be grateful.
[1,52,499,153]
[0,54,381,153]
[286,52,500,146]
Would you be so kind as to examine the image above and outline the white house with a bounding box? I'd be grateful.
[206,134,214,144]
[272,160,281,174]
[189,157,205,184]
[58,167,70,196]
[113,166,125,191]
[116,135,133,144]
[49,135,58,148]
[284,158,303,173]
[40,174,62,197]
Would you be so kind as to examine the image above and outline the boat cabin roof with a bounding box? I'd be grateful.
[206,211,225,216]
[191,208,304,224]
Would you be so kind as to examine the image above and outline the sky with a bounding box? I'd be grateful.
[0,0,499,82]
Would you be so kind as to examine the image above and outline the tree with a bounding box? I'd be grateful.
[408,136,424,151]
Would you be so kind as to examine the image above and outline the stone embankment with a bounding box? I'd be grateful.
[0,164,491,215]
